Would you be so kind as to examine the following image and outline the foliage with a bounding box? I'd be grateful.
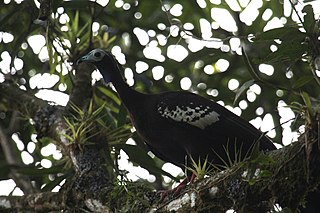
[106,178,154,212]
[187,156,213,180]
[64,101,106,146]
[0,0,319,200]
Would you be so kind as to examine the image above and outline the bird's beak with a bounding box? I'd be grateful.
[76,52,96,65]
[76,58,83,65]
[76,55,87,65]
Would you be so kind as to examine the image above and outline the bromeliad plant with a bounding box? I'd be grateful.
[187,156,213,181]
[63,101,106,146]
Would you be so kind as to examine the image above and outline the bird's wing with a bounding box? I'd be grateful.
[156,93,220,130]
[155,91,275,150]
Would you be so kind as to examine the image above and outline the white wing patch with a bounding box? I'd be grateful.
[157,103,220,129]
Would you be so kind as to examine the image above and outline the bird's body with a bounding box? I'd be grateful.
[126,90,275,168]
[77,49,276,173]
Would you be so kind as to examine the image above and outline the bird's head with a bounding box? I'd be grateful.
[77,49,119,83]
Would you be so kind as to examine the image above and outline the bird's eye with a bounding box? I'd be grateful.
[94,52,101,57]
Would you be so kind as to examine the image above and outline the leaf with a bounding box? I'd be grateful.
[115,144,179,181]
[255,27,306,42]
[107,125,132,145]
[303,0,318,2]
[0,6,19,28]
[302,5,315,33]
[139,0,161,18]
[93,94,118,114]
[116,103,128,127]
[301,91,312,114]
[233,79,255,106]
[259,169,272,178]
[41,174,70,192]
[71,10,79,36]
[98,86,121,106]
[278,207,294,213]
[0,163,11,180]
[292,75,314,89]
[87,99,93,115]
[76,19,91,38]
[262,40,308,63]
[254,26,308,64]
[49,51,58,74]
[61,0,103,10]
[251,153,275,165]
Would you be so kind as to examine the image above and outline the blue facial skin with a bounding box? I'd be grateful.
[76,49,112,83]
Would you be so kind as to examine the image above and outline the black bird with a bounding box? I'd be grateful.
[77,49,276,181]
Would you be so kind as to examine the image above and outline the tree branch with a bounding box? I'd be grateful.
[154,122,320,212]
[0,192,64,212]
[0,126,35,194]
[0,83,47,117]
[68,63,94,110]
[0,136,318,212]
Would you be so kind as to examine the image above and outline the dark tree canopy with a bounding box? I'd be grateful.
[0,0,319,212]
